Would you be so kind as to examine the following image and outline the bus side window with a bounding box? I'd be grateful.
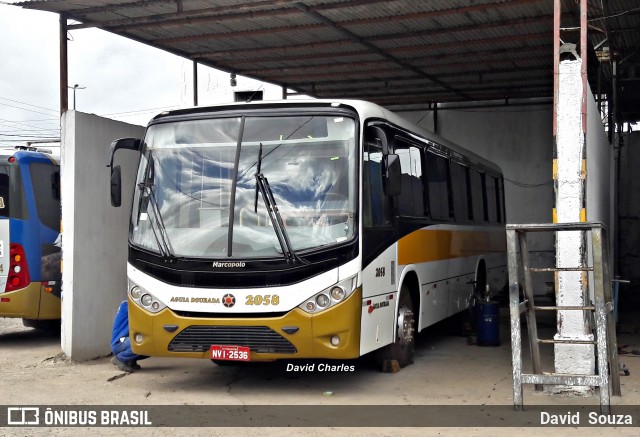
[30,163,61,231]
[425,151,450,221]
[363,137,392,227]
[395,140,424,217]
[497,177,506,223]
[0,173,9,214]
[485,175,498,223]
[450,161,470,223]
[470,168,485,222]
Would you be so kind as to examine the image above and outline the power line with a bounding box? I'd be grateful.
[0,118,60,132]
[101,104,182,117]
[1,138,60,143]
[0,96,58,114]
[0,117,58,123]
[0,133,61,138]
[0,130,60,135]
[0,102,59,118]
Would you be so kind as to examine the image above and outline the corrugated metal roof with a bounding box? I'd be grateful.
[16,0,640,122]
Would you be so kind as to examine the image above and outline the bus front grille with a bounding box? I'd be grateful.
[168,325,297,354]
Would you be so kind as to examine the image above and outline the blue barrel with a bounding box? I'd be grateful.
[476,301,500,346]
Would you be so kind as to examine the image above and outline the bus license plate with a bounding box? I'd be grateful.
[209,345,250,361]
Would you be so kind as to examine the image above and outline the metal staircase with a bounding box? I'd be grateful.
[506,222,620,413]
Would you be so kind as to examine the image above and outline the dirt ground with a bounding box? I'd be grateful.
[1,308,639,436]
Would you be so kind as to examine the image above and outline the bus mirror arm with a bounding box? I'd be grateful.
[368,126,389,155]
[106,138,141,169]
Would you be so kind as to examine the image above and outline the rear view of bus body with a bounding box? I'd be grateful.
[0,147,61,327]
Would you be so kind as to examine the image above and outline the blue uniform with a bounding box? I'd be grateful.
[111,301,147,364]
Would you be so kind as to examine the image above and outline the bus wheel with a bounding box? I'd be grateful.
[375,287,415,372]
[22,319,60,332]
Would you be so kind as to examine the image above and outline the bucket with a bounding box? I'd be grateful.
[475,301,500,346]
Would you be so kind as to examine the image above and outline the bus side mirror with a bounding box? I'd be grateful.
[110,165,122,207]
[107,138,140,208]
[384,154,401,196]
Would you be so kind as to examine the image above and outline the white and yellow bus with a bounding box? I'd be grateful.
[108,100,506,369]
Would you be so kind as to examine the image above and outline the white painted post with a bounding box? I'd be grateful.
[554,59,594,392]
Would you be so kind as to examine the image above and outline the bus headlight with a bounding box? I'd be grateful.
[130,286,142,299]
[330,286,345,301]
[140,294,153,307]
[129,283,165,314]
[299,274,358,314]
[316,294,330,308]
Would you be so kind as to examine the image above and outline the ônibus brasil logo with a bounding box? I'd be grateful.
[222,294,236,308]
[212,261,246,268]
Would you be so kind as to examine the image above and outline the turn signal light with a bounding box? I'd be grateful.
[5,243,30,293]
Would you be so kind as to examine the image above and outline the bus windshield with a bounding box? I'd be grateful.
[131,114,357,259]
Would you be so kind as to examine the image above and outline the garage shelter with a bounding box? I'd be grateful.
[13,0,640,400]
[16,0,640,120]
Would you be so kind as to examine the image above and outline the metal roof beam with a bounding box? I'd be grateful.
[368,88,553,105]
[288,67,551,90]
[70,4,302,31]
[193,32,548,63]
[154,22,326,44]
[287,65,551,88]
[237,47,551,76]
[67,0,394,31]
[154,0,549,45]
[292,2,471,100]
[40,0,189,16]
[67,0,542,31]
[319,79,552,97]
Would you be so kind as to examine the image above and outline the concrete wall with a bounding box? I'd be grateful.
[61,111,143,361]
[585,86,613,228]
[619,131,640,305]
[584,75,614,308]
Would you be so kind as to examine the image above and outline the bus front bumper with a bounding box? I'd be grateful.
[128,288,362,361]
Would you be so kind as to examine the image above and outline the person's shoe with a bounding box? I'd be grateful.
[130,361,142,371]
[111,356,136,372]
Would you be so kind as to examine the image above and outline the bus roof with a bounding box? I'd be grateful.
[0,147,60,165]
[150,99,502,174]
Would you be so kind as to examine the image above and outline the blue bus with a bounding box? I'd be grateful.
[0,147,61,328]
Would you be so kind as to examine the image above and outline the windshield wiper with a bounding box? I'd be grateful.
[254,142,263,213]
[254,172,308,265]
[138,180,176,263]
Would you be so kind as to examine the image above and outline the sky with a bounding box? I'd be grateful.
[0,2,283,149]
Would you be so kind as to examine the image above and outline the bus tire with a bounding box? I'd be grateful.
[375,286,415,371]
[22,318,60,332]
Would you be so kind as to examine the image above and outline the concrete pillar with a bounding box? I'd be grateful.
[553,58,594,391]
[60,111,143,361]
